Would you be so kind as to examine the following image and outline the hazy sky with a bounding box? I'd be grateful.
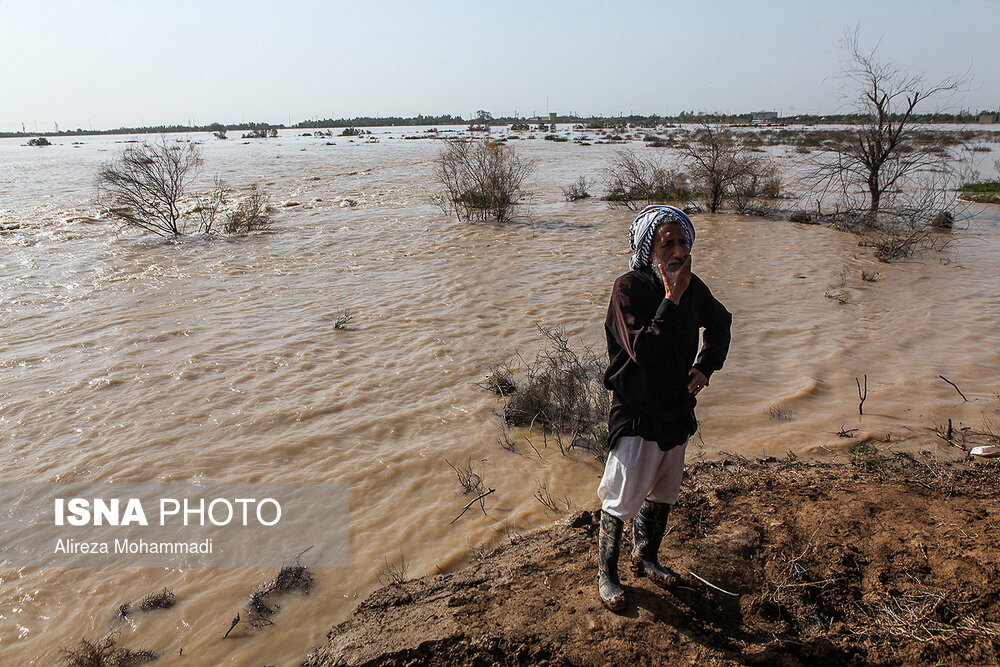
[2,0,997,132]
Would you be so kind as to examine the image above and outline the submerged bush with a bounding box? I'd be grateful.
[435,138,534,223]
[489,327,610,453]
[604,149,690,210]
[224,184,273,234]
[561,176,591,202]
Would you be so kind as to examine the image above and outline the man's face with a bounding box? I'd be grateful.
[649,222,690,274]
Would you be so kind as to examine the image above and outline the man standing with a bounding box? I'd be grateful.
[597,205,732,611]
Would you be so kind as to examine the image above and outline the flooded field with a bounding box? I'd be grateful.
[1,125,999,664]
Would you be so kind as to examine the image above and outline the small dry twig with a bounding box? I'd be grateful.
[445,458,486,495]
[377,550,409,586]
[449,488,496,524]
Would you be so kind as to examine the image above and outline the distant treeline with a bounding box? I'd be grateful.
[4,110,996,139]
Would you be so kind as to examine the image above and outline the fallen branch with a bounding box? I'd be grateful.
[932,424,968,451]
[856,375,868,415]
[223,613,240,639]
[449,488,495,524]
[938,375,968,402]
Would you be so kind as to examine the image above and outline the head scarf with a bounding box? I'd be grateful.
[628,205,695,271]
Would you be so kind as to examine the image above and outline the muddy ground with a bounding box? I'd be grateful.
[305,453,1000,666]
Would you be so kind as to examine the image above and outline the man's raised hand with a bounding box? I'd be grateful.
[658,254,692,305]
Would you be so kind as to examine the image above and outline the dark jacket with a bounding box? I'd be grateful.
[603,267,732,451]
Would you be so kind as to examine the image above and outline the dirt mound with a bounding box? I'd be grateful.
[305,456,1000,666]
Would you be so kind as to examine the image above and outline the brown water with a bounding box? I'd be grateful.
[1,127,999,665]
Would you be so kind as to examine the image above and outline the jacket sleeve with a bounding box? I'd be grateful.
[692,279,732,383]
[607,274,684,368]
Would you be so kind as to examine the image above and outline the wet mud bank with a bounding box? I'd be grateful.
[305,456,1000,667]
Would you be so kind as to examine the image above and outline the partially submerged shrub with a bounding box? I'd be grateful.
[377,551,409,587]
[242,127,278,138]
[139,588,176,612]
[731,157,782,214]
[27,137,51,147]
[118,588,176,619]
[680,125,782,213]
[561,176,591,202]
[224,184,273,234]
[447,458,486,495]
[60,632,158,666]
[245,556,313,628]
[435,138,534,223]
[604,149,690,210]
[479,361,517,396]
[492,327,610,451]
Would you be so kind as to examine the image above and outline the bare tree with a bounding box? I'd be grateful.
[435,138,533,223]
[812,32,967,229]
[97,137,202,236]
[680,125,750,213]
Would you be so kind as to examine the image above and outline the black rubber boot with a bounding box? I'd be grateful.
[598,511,626,611]
[631,499,681,588]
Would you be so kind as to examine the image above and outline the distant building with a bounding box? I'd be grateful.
[549,112,557,123]
[752,111,778,124]
[979,112,999,124]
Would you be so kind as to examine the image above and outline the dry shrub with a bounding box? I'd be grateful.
[224,184,273,234]
[561,176,591,202]
[435,138,533,222]
[245,556,312,627]
[496,326,610,452]
[378,551,409,587]
[478,361,517,396]
[604,149,690,210]
[730,157,782,214]
[60,632,158,667]
[867,589,1000,643]
[139,588,175,612]
[446,458,486,495]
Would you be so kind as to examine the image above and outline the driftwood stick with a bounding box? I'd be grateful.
[938,375,969,402]
[689,571,739,597]
[856,375,868,415]
[223,613,240,639]
[449,488,496,525]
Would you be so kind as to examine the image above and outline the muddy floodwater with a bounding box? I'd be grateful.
[1,126,999,664]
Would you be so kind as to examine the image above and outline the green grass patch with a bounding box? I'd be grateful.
[957,182,1000,203]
